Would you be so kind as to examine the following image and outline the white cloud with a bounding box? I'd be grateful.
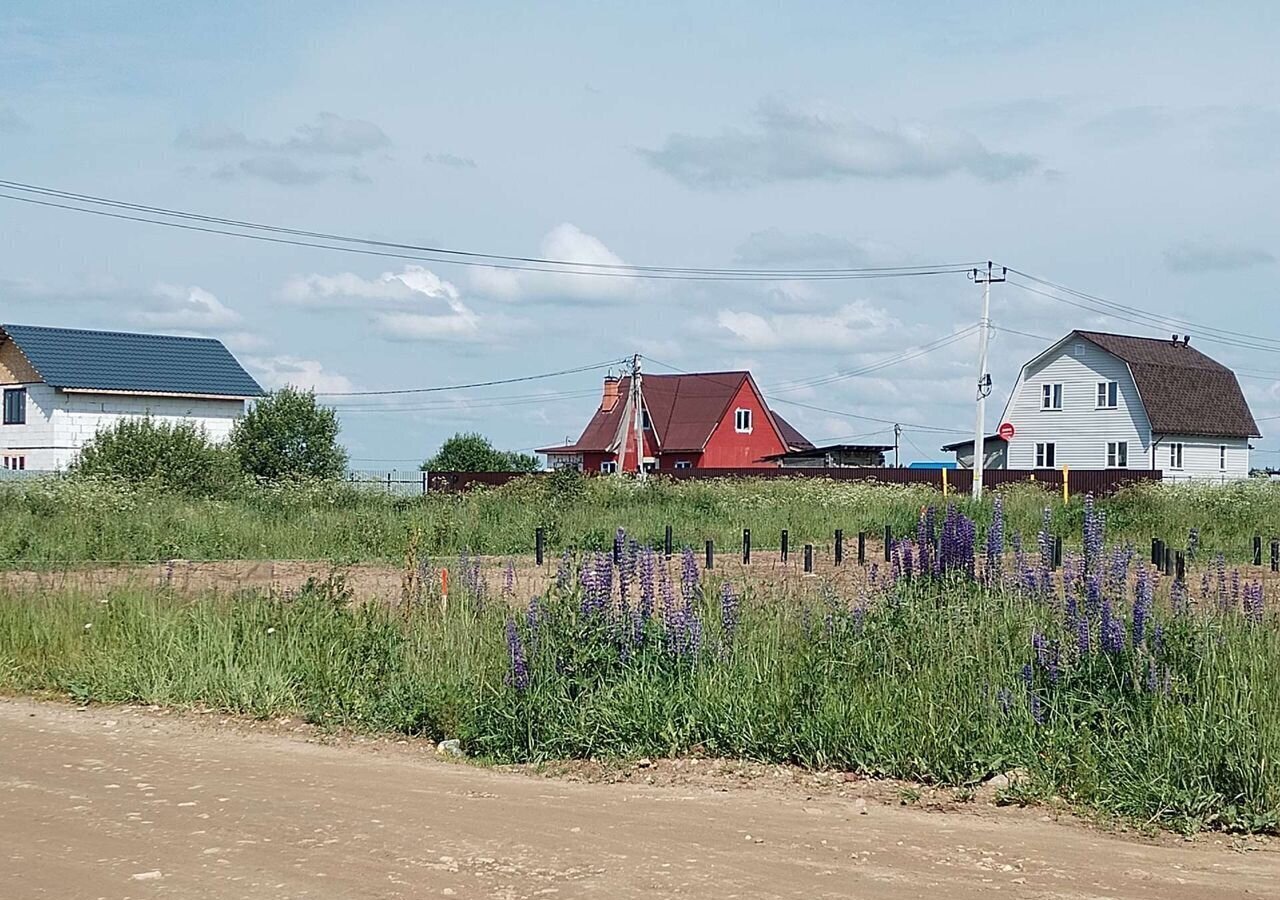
[1164,240,1276,273]
[281,264,502,343]
[178,112,389,156]
[714,300,897,351]
[246,355,355,394]
[133,284,243,331]
[642,99,1039,189]
[468,223,633,304]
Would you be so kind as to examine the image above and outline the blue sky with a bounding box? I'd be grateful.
[3,2,1278,468]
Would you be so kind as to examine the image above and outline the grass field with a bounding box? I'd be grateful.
[2,499,1277,834]
[1,472,1278,565]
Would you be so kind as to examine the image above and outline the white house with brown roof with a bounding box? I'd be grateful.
[992,330,1260,481]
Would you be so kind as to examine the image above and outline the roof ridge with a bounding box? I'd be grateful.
[3,323,224,344]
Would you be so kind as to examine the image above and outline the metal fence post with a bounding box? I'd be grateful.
[1272,540,1279,573]
[535,527,545,566]
[1151,537,1160,566]
[858,531,866,565]
[664,525,673,559]
[1175,550,1185,581]
[781,529,789,562]
[705,539,714,570]
[834,529,843,566]
[803,544,813,573]
[884,525,892,562]
[743,528,751,564]
[1254,535,1263,567]
[1163,546,1174,577]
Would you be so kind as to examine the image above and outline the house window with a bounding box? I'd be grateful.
[1168,443,1184,470]
[734,408,752,433]
[600,460,618,473]
[1096,381,1118,409]
[3,455,24,470]
[641,410,651,430]
[674,460,692,469]
[1072,343,1085,358]
[1040,383,1062,411]
[1106,441,1128,467]
[1035,442,1056,468]
[1220,445,1227,470]
[3,388,26,425]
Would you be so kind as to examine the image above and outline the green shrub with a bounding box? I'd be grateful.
[71,418,238,497]
[422,432,540,473]
[230,388,347,481]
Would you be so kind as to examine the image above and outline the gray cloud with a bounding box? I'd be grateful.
[641,100,1039,189]
[424,152,477,169]
[212,156,370,187]
[734,228,891,267]
[177,112,389,156]
[1080,105,1176,144]
[1164,240,1276,273]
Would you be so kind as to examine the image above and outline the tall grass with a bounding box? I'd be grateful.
[2,541,1277,833]
[0,473,1278,564]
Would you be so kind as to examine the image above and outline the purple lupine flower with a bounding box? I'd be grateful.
[902,541,914,580]
[719,581,740,646]
[556,550,574,593]
[1215,553,1228,610]
[1032,632,1061,683]
[1150,624,1165,659]
[985,495,1005,585]
[505,617,529,692]
[1199,570,1210,603]
[1100,599,1125,654]
[614,527,626,565]
[680,546,701,603]
[891,540,903,583]
[996,687,1013,716]
[1085,573,1103,619]
[526,595,543,641]
[869,563,880,589]
[917,507,936,577]
[1243,580,1265,624]
[1029,693,1045,725]
[1144,657,1159,694]
[1132,563,1153,647]
[1082,494,1105,576]
[1076,606,1091,657]
[1187,527,1200,560]
[638,547,656,624]
[503,558,516,597]
[1171,578,1189,616]
[1231,568,1241,610]
[1037,507,1054,575]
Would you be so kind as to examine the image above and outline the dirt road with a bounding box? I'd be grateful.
[2,700,1276,899]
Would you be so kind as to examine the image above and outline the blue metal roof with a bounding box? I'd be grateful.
[2,323,264,397]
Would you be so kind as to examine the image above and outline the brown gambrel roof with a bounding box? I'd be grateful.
[1074,331,1260,438]
[539,371,799,454]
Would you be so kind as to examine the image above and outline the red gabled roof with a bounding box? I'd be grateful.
[538,371,799,455]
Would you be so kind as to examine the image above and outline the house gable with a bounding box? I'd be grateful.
[0,336,43,385]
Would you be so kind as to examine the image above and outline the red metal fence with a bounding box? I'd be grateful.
[418,468,1161,495]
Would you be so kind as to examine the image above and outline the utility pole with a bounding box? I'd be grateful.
[893,423,901,468]
[969,261,1006,499]
[632,353,646,481]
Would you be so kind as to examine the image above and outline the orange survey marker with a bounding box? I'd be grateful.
[440,567,449,611]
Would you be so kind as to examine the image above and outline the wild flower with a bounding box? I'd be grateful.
[1171,577,1189,615]
[1037,507,1054,574]
[680,546,701,603]
[638,547,656,624]
[720,581,740,647]
[1132,564,1153,647]
[502,558,516,597]
[1243,581,1265,624]
[985,495,1005,584]
[1082,494,1105,575]
[1075,607,1091,657]
[1187,527,1200,560]
[556,550,574,592]
[902,541,915,580]
[505,617,529,692]
[1100,599,1125,655]
[996,687,1013,716]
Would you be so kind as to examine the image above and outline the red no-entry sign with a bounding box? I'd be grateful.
[997,422,1016,441]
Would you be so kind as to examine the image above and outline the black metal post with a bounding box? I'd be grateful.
[535,527,545,566]
[743,528,751,565]
[1151,538,1160,566]
[664,525,673,559]
[1163,546,1174,577]
[781,530,789,562]
[803,544,813,573]
[1175,550,1185,581]
[1053,536,1063,569]
[884,525,892,562]
[1254,535,1263,567]
[1272,540,1279,573]
[858,531,866,565]
[834,529,843,566]
[705,539,714,570]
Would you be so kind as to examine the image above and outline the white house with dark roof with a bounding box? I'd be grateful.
[0,324,264,472]
[985,330,1260,482]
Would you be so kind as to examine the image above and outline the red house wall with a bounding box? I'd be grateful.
[698,380,786,468]
[584,420,660,473]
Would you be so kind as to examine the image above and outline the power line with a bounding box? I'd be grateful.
[1005,271,1280,354]
[0,180,979,282]
[315,359,627,397]
[765,326,979,395]
[762,396,969,434]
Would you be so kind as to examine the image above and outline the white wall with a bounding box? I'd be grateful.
[1003,340,1151,470]
[0,386,245,471]
[1153,435,1251,483]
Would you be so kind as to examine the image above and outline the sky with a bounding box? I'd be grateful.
[2,1,1278,469]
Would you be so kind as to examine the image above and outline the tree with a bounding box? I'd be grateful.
[421,432,541,473]
[72,417,239,496]
[230,388,348,481]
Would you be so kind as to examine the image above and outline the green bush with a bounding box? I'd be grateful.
[422,432,540,473]
[230,388,347,481]
[71,418,238,497]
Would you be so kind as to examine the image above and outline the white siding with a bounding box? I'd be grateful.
[1002,341,1151,470]
[0,388,245,471]
[1156,435,1250,483]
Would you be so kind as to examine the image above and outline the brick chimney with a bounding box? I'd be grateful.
[601,375,621,412]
